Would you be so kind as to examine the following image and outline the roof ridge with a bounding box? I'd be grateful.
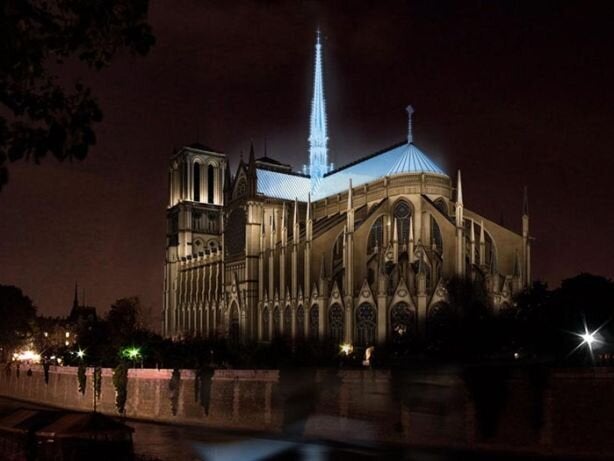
[323,140,407,177]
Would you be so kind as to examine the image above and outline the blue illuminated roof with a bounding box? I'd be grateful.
[256,168,311,201]
[256,141,446,202]
[315,142,445,199]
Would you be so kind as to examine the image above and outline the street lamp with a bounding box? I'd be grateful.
[568,320,605,361]
[122,347,143,368]
[581,332,596,347]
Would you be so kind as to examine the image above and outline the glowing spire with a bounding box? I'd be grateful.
[308,29,329,191]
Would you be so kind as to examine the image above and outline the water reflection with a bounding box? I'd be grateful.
[2,366,614,460]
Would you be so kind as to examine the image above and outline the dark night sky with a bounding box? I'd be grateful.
[1,0,613,324]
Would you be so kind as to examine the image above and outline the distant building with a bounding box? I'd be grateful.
[162,33,531,345]
[36,284,96,353]
[68,283,97,326]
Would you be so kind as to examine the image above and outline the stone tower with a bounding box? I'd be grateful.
[163,143,226,337]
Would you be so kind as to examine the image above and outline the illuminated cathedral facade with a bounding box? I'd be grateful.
[162,34,531,345]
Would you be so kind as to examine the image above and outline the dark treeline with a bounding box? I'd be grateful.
[1,272,613,369]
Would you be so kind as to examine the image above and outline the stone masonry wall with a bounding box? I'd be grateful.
[1,365,614,458]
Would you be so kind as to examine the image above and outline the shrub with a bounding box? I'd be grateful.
[77,364,87,394]
[168,368,181,416]
[112,363,128,414]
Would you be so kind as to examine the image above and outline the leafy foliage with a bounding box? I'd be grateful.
[112,362,128,414]
[168,368,181,416]
[195,366,214,414]
[43,360,50,384]
[107,297,142,347]
[0,0,155,189]
[0,285,37,352]
[77,363,87,394]
[93,366,102,400]
[426,276,494,357]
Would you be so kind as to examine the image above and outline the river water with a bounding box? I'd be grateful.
[2,366,614,460]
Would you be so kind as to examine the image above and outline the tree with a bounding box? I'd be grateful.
[442,276,494,357]
[513,274,614,362]
[546,274,614,361]
[0,285,37,356]
[0,0,155,189]
[512,281,551,354]
[107,296,142,347]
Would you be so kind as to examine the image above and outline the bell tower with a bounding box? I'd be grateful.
[163,143,226,337]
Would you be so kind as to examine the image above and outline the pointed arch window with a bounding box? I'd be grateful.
[296,305,305,340]
[262,306,270,341]
[355,303,376,347]
[229,302,240,344]
[434,198,448,216]
[272,306,281,337]
[367,216,384,254]
[193,163,201,202]
[390,303,414,344]
[309,305,319,340]
[283,305,292,336]
[208,165,215,203]
[394,201,412,244]
[464,220,496,267]
[328,304,344,343]
[236,178,247,198]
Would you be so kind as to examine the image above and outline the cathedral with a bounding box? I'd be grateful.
[162,34,531,346]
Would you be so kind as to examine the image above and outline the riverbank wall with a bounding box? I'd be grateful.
[1,364,614,457]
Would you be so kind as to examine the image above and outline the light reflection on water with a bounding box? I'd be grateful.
[2,367,614,461]
[127,420,242,461]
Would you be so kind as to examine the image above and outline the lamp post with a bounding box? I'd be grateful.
[122,347,142,368]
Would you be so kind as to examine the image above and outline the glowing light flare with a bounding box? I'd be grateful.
[581,332,596,346]
[340,343,353,356]
[566,317,609,360]
[13,350,41,363]
[122,347,142,360]
[76,349,86,359]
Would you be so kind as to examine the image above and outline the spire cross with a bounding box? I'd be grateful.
[406,105,414,144]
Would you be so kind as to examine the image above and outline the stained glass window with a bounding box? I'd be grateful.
[229,303,240,344]
[394,201,411,244]
[390,303,414,344]
[296,305,305,340]
[356,303,376,347]
[309,305,319,340]
[262,306,270,341]
[272,306,281,337]
[367,216,384,254]
[329,304,344,343]
[283,305,292,336]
